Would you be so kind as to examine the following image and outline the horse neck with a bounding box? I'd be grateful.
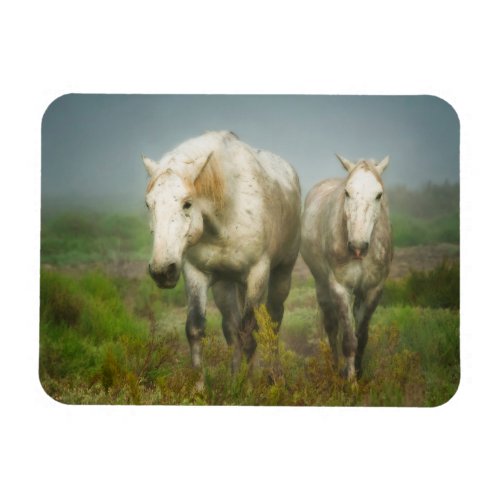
[323,184,348,253]
[372,201,392,246]
[198,197,224,238]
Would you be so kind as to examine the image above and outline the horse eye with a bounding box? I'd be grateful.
[376,193,383,200]
[344,190,350,198]
[183,201,192,210]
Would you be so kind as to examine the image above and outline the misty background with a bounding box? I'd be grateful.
[42,95,459,213]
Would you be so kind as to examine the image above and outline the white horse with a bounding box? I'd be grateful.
[142,131,301,372]
[300,155,393,381]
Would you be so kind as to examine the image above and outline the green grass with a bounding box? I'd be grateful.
[41,212,151,265]
[367,307,459,406]
[40,268,459,407]
[386,182,459,247]
[391,211,459,247]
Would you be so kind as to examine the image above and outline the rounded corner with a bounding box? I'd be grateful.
[428,371,461,409]
[421,94,461,130]
[38,373,73,407]
[41,93,76,130]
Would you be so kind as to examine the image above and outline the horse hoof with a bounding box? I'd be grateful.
[194,378,205,393]
[340,366,357,382]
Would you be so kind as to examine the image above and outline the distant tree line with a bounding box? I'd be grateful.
[387,181,459,219]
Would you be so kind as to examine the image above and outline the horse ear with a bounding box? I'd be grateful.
[376,156,390,175]
[142,154,160,177]
[190,152,214,181]
[336,154,355,172]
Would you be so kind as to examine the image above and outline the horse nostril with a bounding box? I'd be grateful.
[166,263,177,280]
[348,241,369,256]
[148,262,179,288]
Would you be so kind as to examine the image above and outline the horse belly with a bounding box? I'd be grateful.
[265,190,301,266]
[254,150,301,262]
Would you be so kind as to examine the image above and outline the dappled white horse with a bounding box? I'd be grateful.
[143,131,301,371]
[301,155,393,381]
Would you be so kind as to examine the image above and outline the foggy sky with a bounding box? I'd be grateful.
[42,95,459,210]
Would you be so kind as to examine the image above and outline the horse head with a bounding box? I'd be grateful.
[336,155,389,259]
[142,153,214,288]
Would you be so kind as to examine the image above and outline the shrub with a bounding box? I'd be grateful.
[41,271,145,393]
[381,261,459,309]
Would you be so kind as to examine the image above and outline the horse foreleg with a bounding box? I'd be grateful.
[266,263,294,329]
[354,286,383,377]
[315,282,339,368]
[212,280,243,373]
[212,280,243,346]
[183,262,209,370]
[329,275,357,381]
[239,258,271,363]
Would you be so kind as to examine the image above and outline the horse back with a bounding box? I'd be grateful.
[304,178,344,210]
[189,136,301,274]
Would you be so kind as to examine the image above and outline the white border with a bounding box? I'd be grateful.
[1,1,498,499]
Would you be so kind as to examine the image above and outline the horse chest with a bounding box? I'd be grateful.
[335,259,384,292]
[186,233,261,278]
[336,262,363,290]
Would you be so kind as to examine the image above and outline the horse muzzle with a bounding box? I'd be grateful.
[348,241,369,259]
[148,262,181,289]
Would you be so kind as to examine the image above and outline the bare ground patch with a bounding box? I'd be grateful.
[42,243,459,283]
[292,243,459,282]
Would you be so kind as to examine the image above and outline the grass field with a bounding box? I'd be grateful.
[39,241,459,407]
[40,183,459,406]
